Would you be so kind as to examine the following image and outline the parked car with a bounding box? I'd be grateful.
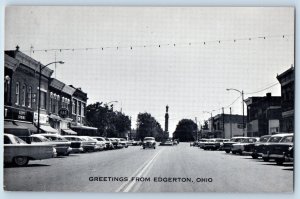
[92,137,107,150]
[108,138,123,149]
[223,137,250,153]
[231,137,259,155]
[78,136,98,152]
[104,138,114,149]
[118,138,129,148]
[202,138,225,150]
[87,137,105,151]
[142,137,156,149]
[218,139,230,150]
[173,139,178,145]
[4,133,56,166]
[198,139,209,149]
[261,133,293,164]
[38,134,72,156]
[250,135,272,159]
[31,134,82,154]
[127,140,137,146]
[190,141,199,147]
[160,139,173,146]
[62,135,84,153]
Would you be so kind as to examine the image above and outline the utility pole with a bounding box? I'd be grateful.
[195,117,198,141]
[222,107,225,138]
[230,107,232,138]
[242,90,245,136]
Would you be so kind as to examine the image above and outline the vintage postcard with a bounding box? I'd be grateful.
[3,6,294,192]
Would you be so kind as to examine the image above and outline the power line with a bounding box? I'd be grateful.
[15,33,293,54]
[245,82,279,95]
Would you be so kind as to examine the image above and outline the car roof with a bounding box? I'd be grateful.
[271,133,293,137]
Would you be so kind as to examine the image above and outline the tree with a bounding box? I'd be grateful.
[86,102,131,137]
[136,112,164,141]
[173,119,198,142]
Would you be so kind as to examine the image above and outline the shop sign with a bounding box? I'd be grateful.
[58,108,69,118]
[4,106,34,122]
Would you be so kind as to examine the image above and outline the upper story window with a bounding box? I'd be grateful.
[28,87,32,108]
[22,85,26,107]
[40,91,47,110]
[72,99,76,114]
[15,82,20,105]
[81,103,85,117]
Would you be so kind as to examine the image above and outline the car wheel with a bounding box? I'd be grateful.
[232,151,236,154]
[262,157,269,162]
[225,150,230,153]
[251,154,258,159]
[13,156,29,166]
[143,147,145,149]
[238,151,243,155]
[276,159,284,165]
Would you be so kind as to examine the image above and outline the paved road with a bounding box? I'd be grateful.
[4,143,293,192]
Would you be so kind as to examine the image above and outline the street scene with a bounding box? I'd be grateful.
[3,7,295,192]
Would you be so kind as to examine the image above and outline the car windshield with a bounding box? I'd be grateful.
[280,136,293,143]
[144,138,154,141]
[14,136,27,144]
[43,136,58,141]
[105,138,110,141]
[259,136,270,142]
[268,136,282,143]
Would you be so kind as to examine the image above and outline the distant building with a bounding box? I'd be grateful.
[245,93,281,137]
[276,66,295,133]
[208,114,246,139]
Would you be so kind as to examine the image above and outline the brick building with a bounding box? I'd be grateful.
[4,46,53,133]
[276,66,295,133]
[245,93,281,137]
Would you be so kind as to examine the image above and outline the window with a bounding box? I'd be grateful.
[28,87,32,108]
[77,101,80,115]
[40,91,47,110]
[72,99,76,114]
[81,103,85,116]
[22,85,26,106]
[15,82,20,105]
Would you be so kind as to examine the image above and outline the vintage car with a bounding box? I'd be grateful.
[202,138,225,150]
[77,136,99,152]
[4,134,56,166]
[231,137,259,155]
[142,137,156,149]
[31,134,82,154]
[198,139,209,149]
[218,139,230,150]
[261,133,293,165]
[223,137,250,153]
[87,137,105,151]
[39,134,72,156]
[108,138,123,149]
[61,135,84,153]
[160,139,173,146]
[190,141,199,147]
[93,137,108,150]
[127,140,137,146]
[104,138,114,149]
[250,135,272,159]
[118,138,129,148]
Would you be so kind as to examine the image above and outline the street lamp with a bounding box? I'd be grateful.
[37,61,64,133]
[105,100,118,111]
[226,88,245,136]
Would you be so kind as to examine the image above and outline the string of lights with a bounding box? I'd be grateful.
[16,33,293,54]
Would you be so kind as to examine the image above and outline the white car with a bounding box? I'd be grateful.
[38,134,72,156]
[4,134,56,166]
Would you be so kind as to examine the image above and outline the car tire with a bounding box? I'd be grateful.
[262,157,269,162]
[251,154,258,159]
[232,151,236,154]
[13,156,29,166]
[225,150,230,153]
[276,158,284,165]
[238,151,243,155]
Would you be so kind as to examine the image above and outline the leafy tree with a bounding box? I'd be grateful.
[86,102,131,137]
[136,112,164,141]
[173,119,197,142]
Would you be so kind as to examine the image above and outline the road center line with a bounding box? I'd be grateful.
[115,148,163,192]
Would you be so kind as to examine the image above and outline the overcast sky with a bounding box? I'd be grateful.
[5,7,294,135]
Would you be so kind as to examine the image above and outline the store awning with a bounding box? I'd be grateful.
[4,120,37,134]
[70,125,98,136]
[62,128,77,135]
[71,125,97,130]
[40,125,58,134]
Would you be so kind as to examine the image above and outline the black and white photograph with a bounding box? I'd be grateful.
[3,6,295,192]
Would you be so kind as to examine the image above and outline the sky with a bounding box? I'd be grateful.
[5,7,294,135]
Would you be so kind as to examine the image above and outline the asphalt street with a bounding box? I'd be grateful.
[4,143,293,192]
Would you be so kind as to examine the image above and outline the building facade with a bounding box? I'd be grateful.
[4,47,53,134]
[204,114,246,139]
[245,93,281,137]
[276,66,295,133]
